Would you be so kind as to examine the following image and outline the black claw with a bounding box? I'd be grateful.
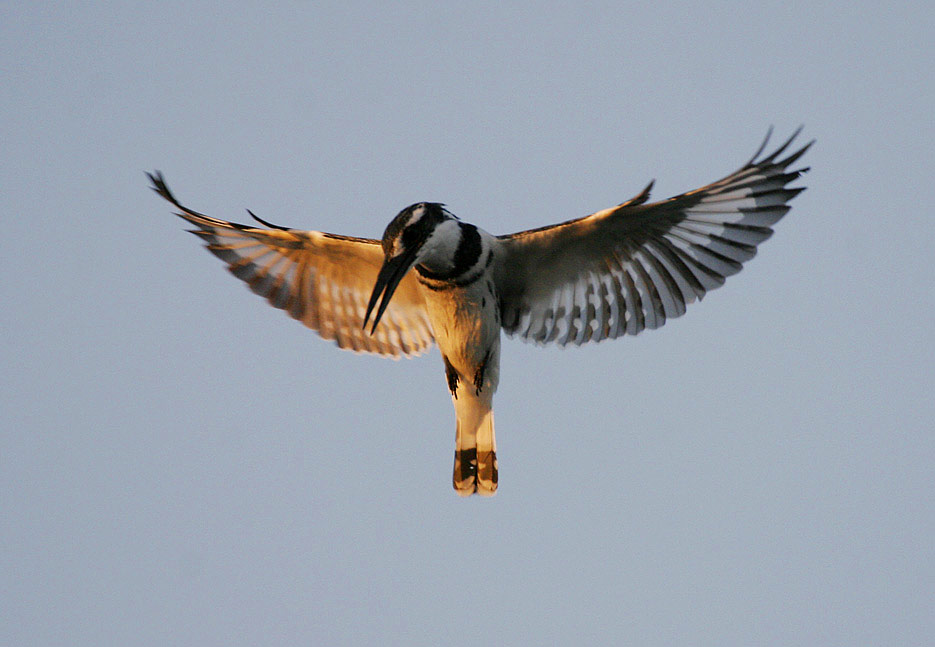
[443,355,460,398]
[473,348,492,396]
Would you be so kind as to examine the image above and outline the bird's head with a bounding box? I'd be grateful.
[363,202,456,334]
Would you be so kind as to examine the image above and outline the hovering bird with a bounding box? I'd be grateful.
[150,128,810,497]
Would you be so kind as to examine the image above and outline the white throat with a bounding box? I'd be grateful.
[417,219,462,271]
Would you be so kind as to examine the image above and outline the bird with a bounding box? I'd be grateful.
[149,127,811,497]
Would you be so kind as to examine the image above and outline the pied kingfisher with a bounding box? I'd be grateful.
[150,128,811,497]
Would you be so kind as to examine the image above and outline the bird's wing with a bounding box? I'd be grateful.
[494,128,812,346]
[149,172,434,358]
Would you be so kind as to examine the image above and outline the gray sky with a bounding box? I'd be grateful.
[3,3,933,645]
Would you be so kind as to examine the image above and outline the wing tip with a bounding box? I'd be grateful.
[759,125,806,165]
[148,170,220,225]
[746,125,775,164]
[747,125,812,167]
[147,169,176,204]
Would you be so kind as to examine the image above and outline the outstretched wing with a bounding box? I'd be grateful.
[494,128,812,346]
[150,172,434,358]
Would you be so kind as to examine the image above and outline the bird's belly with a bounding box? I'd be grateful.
[422,283,501,386]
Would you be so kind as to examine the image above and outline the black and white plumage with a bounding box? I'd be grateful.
[150,128,811,497]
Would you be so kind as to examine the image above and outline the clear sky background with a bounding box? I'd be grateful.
[3,3,933,646]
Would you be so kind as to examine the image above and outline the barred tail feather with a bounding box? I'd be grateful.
[452,391,498,496]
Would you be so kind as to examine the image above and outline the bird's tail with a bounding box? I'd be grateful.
[452,390,498,497]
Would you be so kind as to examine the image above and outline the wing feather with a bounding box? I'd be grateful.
[495,129,811,346]
[150,172,433,358]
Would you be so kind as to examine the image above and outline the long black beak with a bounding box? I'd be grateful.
[363,250,417,334]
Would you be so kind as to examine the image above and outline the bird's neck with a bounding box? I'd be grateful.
[415,220,485,280]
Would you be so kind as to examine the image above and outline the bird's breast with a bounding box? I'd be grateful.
[420,277,501,379]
